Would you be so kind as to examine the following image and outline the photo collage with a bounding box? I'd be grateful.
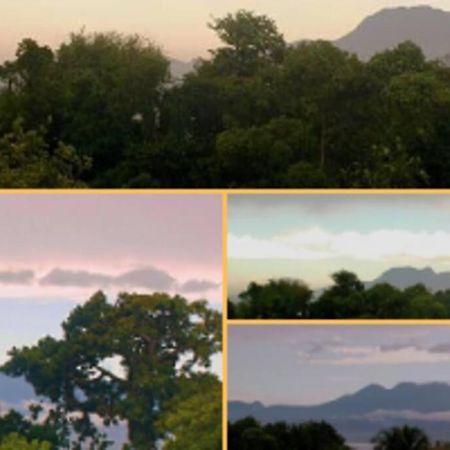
[2,1,450,449]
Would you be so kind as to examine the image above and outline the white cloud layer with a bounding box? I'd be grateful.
[229,228,450,262]
[364,409,450,422]
[303,344,450,366]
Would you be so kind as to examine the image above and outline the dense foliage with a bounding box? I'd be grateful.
[156,374,221,450]
[228,417,350,450]
[2,10,450,187]
[372,425,430,450]
[0,411,60,449]
[0,292,221,450]
[230,270,450,319]
[229,419,447,450]
[0,433,51,450]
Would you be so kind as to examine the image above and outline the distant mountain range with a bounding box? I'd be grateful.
[229,382,450,442]
[335,5,450,60]
[367,266,450,292]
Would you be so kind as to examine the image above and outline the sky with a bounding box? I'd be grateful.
[0,194,222,373]
[228,194,450,296]
[1,1,450,61]
[228,325,450,405]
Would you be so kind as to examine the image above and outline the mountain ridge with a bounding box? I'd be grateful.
[229,382,450,442]
[367,266,450,291]
[335,5,450,60]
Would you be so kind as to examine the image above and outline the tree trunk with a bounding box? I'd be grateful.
[320,113,326,170]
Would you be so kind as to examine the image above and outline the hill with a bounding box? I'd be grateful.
[368,266,450,292]
[335,6,450,60]
[170,59,194,79]
[229,382,450,442]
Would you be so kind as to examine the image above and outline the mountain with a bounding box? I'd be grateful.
[335,6,450,60]
[368,266,450,292]
[170,59,194,79]
[229,382,450,442]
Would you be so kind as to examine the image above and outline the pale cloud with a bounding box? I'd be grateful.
[180,279,220,293]
[38,267,220,293]
[302,342,450,366]
[115,267,176,290]
[229,228,450,262]
[380,342,421,352]
[39,267,176,290]
[228,232,333,260]
[297,340,450,366]
[0,270,34,285]
[364,409,450,422]
[430,343,450,353]
[40,269,112,288]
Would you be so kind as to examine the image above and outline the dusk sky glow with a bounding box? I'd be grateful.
[1,1,450,61]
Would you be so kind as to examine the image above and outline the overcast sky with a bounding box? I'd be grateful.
[228,194,450,296]
[0,194,222,372]
[229,325,450,405]
[1,1,450,61]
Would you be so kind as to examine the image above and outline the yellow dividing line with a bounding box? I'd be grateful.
[2,188,450,194]
[222,192,229,450]
[227,319,450,325]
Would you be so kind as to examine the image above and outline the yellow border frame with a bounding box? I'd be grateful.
[5,188,450,449]
[3,188,450,194]
[222,193,228,450]
[224,188,450,449]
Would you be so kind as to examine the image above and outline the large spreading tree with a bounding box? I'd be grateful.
[1,292,221,450]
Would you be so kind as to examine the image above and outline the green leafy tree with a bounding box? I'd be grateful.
[157,374,221,450]
[1,292,221,450]
[0,410,61,449]
[367,41,427,80]
[282,41,362,170]
[208,10,285,77]
[229,418,350,450]
[372,425,430,450]
[55,31,169,181]
[0,433,51,450]
[0,120,91,187]
[237,279,312,319]
[215,118,306,187]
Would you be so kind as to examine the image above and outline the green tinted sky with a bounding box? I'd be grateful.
[228,195,450,294]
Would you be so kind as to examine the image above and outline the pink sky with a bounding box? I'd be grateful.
[0,194,222,305]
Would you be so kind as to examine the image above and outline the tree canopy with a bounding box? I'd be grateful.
[0,434,51,450]
[372,425,430,450]
[228,417,350,450]
[2,11,450,187]
[230,271,450,319]
[156,373,221,450]
[1,291,221,450]
[229,420,448,450]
